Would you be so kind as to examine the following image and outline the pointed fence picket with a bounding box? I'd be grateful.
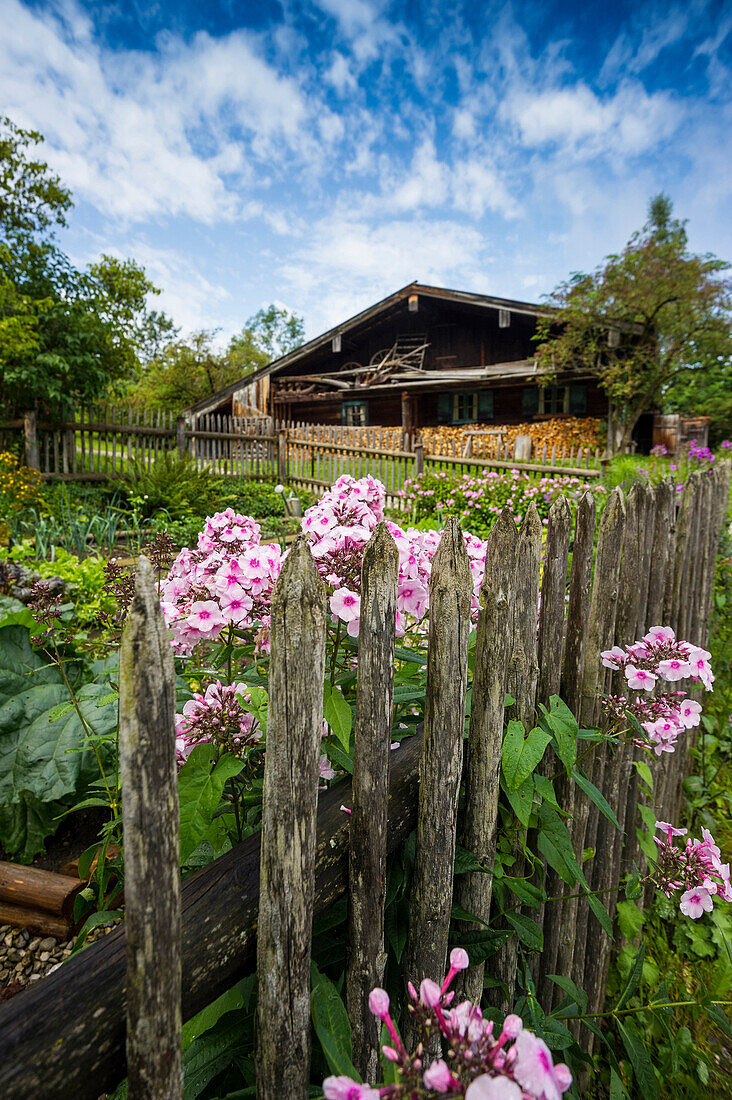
[0,466,728,1099]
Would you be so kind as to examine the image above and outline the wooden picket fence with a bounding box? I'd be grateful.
[2,412,602,506]
[0,461,727,1098]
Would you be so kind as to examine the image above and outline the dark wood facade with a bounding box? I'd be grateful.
[187,284,607,430]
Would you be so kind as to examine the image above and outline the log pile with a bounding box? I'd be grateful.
[421,417,603,458]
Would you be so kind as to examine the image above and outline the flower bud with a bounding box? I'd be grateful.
[368,987,390,1020]
[449,947,470,971]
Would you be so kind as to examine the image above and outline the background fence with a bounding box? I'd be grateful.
[1,409,602,505]
[0,462,728,1098]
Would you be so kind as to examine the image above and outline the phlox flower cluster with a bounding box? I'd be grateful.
[652,821,732,919]
[323,949,572,1100]
[175,680,259,761]
[161,509,283,653]
[600,626,712,756]
[302,476,488,637]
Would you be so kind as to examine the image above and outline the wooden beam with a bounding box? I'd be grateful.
[0,736,421,1100]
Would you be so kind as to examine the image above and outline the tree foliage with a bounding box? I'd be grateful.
[535,195,732,451]
[0,116,175,418]
[128,305,305,412]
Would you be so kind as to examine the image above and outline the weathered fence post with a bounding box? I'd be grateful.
[276,428,288,484]
[559,488,624,997]
[537,495,572,705]
[540,492,596,1006]
[414,441,424,476]
[24,410,40,471]
[119,557,182,1100]
[176,416,186,458]
[488,502,542,1008]
[346,523,399,1080]
[404,517,472,1046]
[454,508,519,1003]
[256,538,327,1100]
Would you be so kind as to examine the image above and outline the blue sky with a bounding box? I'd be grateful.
[3,0,731,343]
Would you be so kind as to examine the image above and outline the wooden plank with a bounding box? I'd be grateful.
[404,519,472,1048]
[119,559,182,1099]
[454,509,519,1002]
[537,497,572,705]
[346,524,399,1080]
[256,540,327,1100]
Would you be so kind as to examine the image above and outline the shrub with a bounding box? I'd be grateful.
[120,452,220,519]
[0,452,42,538]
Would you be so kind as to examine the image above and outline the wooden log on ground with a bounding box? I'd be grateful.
[404,518,472,1048]
[0,863,85,922]
[0,732,424,1100]
[0,902,70,940]
[119,557,182,1100]
[256,538,327,1100]
[454,509,519,1002]
[346,523,398,1081]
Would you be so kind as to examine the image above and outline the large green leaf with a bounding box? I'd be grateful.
[310,962,360,1081]
[323,683,352,752]
[502,720,551,794]
[545,695,578,776]
[0,624,118,858]
[178,744,244,864]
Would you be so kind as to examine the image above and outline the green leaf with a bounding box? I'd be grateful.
[323,684,352,752]
[451,903,489,927]
[48,700,75,722]
[632,760,653,791]
[505,912,543,951]
[310,962,360,1081]
[702,1000,732,1039]
[610,1069,630,1099]
[504,876,543,907]
[178,745,245,864]
[454,846,489,874]
[547,974,587,1013]
[545,695,578,776]
[533,774,561,811]
[183,1013,246,1100]
[572,768,620,829]
[450,928,512,965]
[182,979,253,1053]
[236,684,268,734]
[502,720,551,793]
[586,891,613,939]
[0,624,118,857]
[616,900,644,942]
[71,909,123,955]
[0,792,64,863]
[616,943,645,1010]
[617,1018,658,1100]
[506,775,534,829]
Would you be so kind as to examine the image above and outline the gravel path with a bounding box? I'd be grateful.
[0,920,122,1000]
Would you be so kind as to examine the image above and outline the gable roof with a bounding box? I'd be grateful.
[183,281,549,417]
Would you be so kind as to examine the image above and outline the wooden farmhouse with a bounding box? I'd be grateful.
[187,282,610,433]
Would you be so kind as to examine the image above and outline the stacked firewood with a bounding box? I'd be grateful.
[421,417,603,457]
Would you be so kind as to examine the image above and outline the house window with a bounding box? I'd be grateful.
[538,385,569,415]
[453,392,478,423]
[343,401,369,426]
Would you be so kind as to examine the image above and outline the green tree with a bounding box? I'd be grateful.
[0,117,175,417]
[129,305,305,411]
[535,195,732,452]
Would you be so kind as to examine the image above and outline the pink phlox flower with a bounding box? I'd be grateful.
[655,820,688,838]
[330,587,361,623]
[685,646,715,689]
[422,1058,457,1092]
[644,625,676,645]
[319,754,335,782]
[678,699,702,728]
[657,658,691,682]
[187,600,228,637]
[322,1076,380,1100]
[625,665,657,691]
[680,886,714,919]
[465,1077,522,1100]
[601,645,626,669]
[397,580,428,619]
[512,1028,572,1100]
